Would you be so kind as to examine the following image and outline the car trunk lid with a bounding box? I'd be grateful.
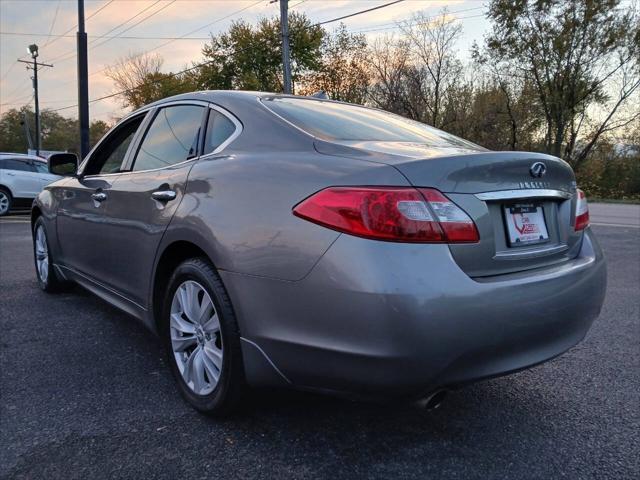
[315,140,582,277]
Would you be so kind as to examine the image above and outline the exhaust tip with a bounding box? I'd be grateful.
[415,389,448,410]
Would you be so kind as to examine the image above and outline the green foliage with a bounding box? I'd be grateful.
[0,106,110,154]
[195,12,323,92]
[480,0,639,166]
[106,53,196,109]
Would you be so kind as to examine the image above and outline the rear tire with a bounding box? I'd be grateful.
[0,187,12,216]
[162,257,246,415]
[33,216,70,292]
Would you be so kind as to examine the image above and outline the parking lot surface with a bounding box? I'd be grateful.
[0,213,638,479]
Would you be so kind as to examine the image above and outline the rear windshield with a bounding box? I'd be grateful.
[262,97,480,149]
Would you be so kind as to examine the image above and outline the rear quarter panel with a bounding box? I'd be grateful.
[165,151,409,281]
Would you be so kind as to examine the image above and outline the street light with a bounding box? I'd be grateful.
[27,44,38,59]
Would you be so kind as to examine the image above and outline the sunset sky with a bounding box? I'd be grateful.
[1,0,491,122]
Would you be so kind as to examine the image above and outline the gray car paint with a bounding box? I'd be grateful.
[33,91,607,399]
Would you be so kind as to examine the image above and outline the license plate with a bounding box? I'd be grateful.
[504,204,549,246]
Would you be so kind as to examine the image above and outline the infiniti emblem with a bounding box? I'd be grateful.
[530,162,547,178]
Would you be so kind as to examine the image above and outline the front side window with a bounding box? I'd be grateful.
[263,97,481,150]
[203,109,237,154]
[32,162,49,173]
[132,105,204,171]
[84,115,145,175]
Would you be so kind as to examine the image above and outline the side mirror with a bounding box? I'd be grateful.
[48,153,78,176]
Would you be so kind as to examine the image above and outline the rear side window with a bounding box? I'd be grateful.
[132,105,204,171]
[263,97,480,149]
[2,159,33,172]
[203,110,237,154]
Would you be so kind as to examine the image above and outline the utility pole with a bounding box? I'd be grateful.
[18,44,52,157]
[77,0,90,159]
[279,0,292,94]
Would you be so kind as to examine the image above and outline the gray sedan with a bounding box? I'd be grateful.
[31,91,606,414]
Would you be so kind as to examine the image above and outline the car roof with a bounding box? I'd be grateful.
[142,90,336,109]
[0,153,46,162]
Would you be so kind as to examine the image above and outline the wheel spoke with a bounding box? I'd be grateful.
[186,282,200,320]
[177,284,189,314]
[170,312,196,334]
[202,346,221,383]
[197,294,214,325]
[201,314,220,334]
[203,344,223,371]
[182,345,200,386]
[189,347,206,393]
[171,332,197,352]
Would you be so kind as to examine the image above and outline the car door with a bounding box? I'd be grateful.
[31,160,61,189]
[56,112,148,282]
[94,102,208,307]
[3,158,41,198]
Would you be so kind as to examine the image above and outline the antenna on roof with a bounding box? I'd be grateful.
[310,91,329,100]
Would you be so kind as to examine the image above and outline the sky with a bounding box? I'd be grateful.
[0,0,491,123]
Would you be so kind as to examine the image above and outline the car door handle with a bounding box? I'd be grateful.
[151,190,177,202]
[6,172,15,176]
[91,192,107,202]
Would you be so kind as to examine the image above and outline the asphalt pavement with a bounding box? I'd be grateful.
[589,202,640,228]
[0,208,638,479]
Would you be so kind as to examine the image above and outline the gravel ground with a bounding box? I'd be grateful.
[1,218,638,479]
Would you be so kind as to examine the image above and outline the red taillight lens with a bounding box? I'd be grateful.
[293,187,479,243]
[575,188,589,231]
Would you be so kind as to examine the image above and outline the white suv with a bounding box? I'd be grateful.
[0,153,61,216]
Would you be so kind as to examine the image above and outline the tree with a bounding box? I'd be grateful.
[0,106,111,154]
[106,53,196,109]
[400,8,464,128]
[195,12,323,93]
[367,35,413,116]
[300,24,370,103]
[480,0,639,167]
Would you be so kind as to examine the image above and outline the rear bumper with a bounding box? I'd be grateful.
[223,228,606,397]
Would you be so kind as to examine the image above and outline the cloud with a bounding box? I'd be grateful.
[1,0,485,118]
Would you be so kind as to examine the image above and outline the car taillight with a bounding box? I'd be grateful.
[293,186,479,243]
[575,188,589,231]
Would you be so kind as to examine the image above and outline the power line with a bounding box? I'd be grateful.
[354,12,487,34]
[42,0,116,51]
[79,0,264,82]
[1,31,215,40]
[47,0,168,64]
[42,0,62,48]
[349,5,485,33]
[49,57,219,113]
[1,0,116,105]
[315,0,405,26]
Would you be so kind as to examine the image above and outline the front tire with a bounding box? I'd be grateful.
[0,187,12,216]
[162,257,246,415]
[33,216,69,292]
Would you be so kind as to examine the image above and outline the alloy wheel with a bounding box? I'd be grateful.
[170,280,223,395]
[35,225,49,283]
[0,192,9,215]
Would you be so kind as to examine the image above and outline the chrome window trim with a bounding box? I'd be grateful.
[205,103,243,155]
[80,101,243,178]
[78,105,154,176]
[475,189,573,201]
[257,96,318,140]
